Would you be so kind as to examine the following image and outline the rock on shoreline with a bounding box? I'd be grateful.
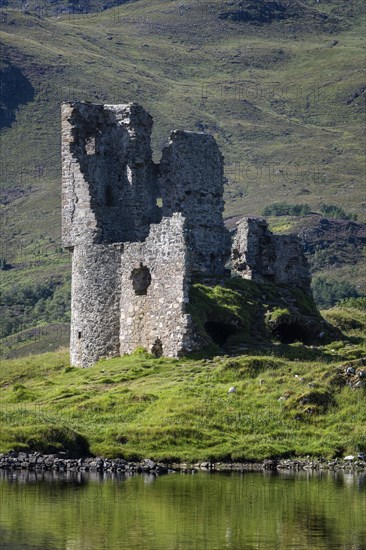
[1,453,365,473]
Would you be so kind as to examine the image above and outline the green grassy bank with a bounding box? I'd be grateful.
[1,0,365,347]
[0,297,365,462]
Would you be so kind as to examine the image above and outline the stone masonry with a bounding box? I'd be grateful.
[231,217,311,290]
[119,214,204,357]
[62,102,229,367]
[62,102,311,367]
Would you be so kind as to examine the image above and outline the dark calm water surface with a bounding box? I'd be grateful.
[0,469,365,549]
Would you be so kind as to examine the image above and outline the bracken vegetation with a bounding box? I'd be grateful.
[0,276,71,338]
[311,277,361,309]
[262,203,312,217]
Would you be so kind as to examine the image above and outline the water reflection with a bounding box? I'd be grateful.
[0,470,365,549]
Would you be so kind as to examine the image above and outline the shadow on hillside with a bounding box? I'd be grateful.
[0,63,35,129]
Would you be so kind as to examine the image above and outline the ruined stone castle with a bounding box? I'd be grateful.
[62,102,310,367]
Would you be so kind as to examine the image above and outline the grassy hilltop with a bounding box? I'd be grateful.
[0,286,365,461]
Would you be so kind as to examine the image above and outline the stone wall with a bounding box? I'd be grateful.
[159,130,231,274]
[119,213,202,357]
[61,102,157,248]
[232,217,310,290]
[272,234,311,289]
[232,217,275,281]
[70,244,121,367]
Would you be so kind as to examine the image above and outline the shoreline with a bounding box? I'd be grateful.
[1,453,365,473]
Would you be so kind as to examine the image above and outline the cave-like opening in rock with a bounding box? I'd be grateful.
[204,321,238,346]
[273,322,311,344]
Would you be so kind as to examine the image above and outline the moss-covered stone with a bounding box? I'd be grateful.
[188,277,332,351]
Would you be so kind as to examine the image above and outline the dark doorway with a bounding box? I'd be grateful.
[204,321,238,346]
[151,338,163,357]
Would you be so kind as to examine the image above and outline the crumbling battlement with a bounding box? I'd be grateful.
[62,102,311,367]
[159,131,231,274]
[232,217,311,290]
[61,102,158,247]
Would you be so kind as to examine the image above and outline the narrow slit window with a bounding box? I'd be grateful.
[85,136,95,155]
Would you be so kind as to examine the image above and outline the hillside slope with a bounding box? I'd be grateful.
[0,0,365,343]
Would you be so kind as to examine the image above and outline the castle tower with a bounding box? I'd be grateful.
[62,103,230,366]
[61,102,158,367]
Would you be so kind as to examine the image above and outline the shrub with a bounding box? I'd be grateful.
[337,297,366,311]
[0,257,9,270]
[312,277,360,308]
[262,202,311,217]
[320,203,357,221]
[1,277,71,337]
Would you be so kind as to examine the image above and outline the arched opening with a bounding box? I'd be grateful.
[273,322,311,344]
[130,264,151,295]
[151,338,163,357]
[204,321,238,346]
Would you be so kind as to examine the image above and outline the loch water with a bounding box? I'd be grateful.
[0,469,365,549]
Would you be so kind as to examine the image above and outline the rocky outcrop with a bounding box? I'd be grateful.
[296,216,366,262]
